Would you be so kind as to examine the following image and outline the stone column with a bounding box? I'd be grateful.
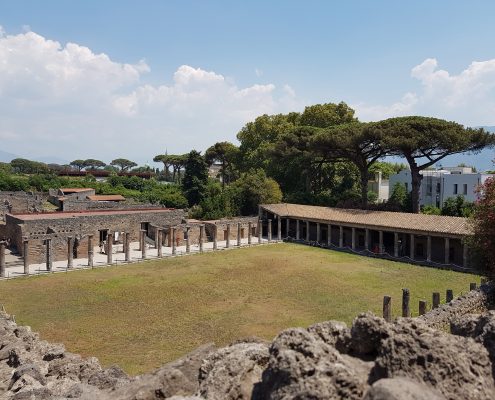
[107,233,113,264]
[305,221,310,242]
[444,237,450,264]
[226,224,231,248]
[0,241,5,278]
[23,240,29,274]
[213,225,218,250]
[268,219,272,242]
[237,223,242,246]
[141,230,147,259]
[257,220,262,244]
[379,231,384,254]
[277,218,282,241]
[157,230,163,257]
[365,228,369,251]
[124,233,130,262]
[393,232,399,258]
[172,228,177,255]
[427,236,432,262]
[87,235,94,267]
[351,227,356,250]
[339,226,344,248]
[296,220,300,240]
[317,223,321,243]
[185,227,191,253]
[46,238,53,271]
[410,234,415,260]
[199,225,205,252]
[327,224,332,246]
[463,242,469,267]
[67,237,74,269]
[155,227,160,249]
[286,218,290,238]
[248,222,252,245]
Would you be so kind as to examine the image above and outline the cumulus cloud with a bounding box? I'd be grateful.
[0,28,301,162]
[355,58,495,126]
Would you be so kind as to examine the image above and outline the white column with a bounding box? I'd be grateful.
[316,223,321,243]
[296,220,300,240]
[351,228,356,250]
[305,221,310,242]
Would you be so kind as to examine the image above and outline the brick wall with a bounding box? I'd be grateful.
[0,192,46,221]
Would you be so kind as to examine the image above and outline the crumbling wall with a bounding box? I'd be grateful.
[0,192,46,221]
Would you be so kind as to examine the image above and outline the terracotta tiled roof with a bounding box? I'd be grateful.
[87,195,125,201]
[60,188,94,193]
[260,203,471,236]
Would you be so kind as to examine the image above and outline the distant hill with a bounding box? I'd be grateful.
[0,150,19,163]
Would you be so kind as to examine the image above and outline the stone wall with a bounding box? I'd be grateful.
[0,192,46,221]
[418,282,495,330]
[204,217,259,242]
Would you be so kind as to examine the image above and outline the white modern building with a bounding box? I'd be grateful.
[389,167,494,208]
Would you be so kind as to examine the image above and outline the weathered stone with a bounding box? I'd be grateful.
[350,312,390,357]
[363,377,446,400]
[307,319,351,353]
[199,342,269,399]
[370,319,495,400]
[253,327,371,400]
[87,365,129,389]
[8,363,46,390]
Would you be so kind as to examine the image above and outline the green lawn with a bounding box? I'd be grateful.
[0,243,479,374]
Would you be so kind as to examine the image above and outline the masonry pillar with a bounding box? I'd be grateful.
[257,220,262,244]
[67,237,74,269]
[410,234,415,260]
[213,225,218,250]
[237,222,242,246]
[226,224,231,248]
[157,230,163,257]
[23,240,29,274]
[296,220,300,240]
[107,233,113,264]
[444,237,450,264]
[277,218,282,241]
[0,241,5,278]
[351,227,356,250]
[379,230,384,254]
[306,221,310,242]
[327,224,331,246]
[124,233,130,262]
[199,225,205,252]
[155,227,160,249]
[185,227,191,253]
[141,230,147,259]
[339,226,344,248]
[248,222,252,245]
[121,232,126,253]
[393,232,399,258]
[46,238,53,271]
[365,228,369,251]
[463,242,469,267]
[317,223,321,243]
[268,219,272,242]
[286,218,290,238]
[427,236,432,262]
[172,228,177,255]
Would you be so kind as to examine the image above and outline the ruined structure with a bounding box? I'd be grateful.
[260,203,472,269]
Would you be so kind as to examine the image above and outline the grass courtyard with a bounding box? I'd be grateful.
[0,243,479,374]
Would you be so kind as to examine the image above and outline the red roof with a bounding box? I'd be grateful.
[87,195,125,201]
[60,188,94,193]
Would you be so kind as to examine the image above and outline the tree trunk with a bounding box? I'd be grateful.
[410,167,422,213]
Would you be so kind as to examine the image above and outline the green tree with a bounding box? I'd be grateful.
[369,161,407,179]
[110,158,138,171]
[299,101,356,128]
[182,150,209,206]
[70,159,86,171]
[83,159,106,170]
[10,158,48,174]
[373,117,495,213]
[388,182,411,212]
[441,196,474,217]
[204,142,239,187]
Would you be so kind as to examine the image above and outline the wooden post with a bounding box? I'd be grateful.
[446,289,453,303]
[402,288,410,317]
[157,230,163,257]
[23,240,29,274]
[383,296,392,322]
[248,222,252,245]
[432,292,440,309]
[419,300,427,315]
[67,237,74,269]
[124,233,130,262]
[237,222,242,246]
[199,225,204,253]
[0,242,5,278]
[107,233,113,264]
[470,282,477,291]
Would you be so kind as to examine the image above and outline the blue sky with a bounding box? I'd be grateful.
[1,1,495,168]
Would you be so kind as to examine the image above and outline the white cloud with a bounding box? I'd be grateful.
[355,58,495,126]
[255,68,263,77]
[0,29,301,162]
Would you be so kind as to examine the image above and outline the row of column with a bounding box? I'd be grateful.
[290,218,468,266]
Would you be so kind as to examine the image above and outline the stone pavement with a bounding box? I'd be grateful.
[0,237,271,279]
